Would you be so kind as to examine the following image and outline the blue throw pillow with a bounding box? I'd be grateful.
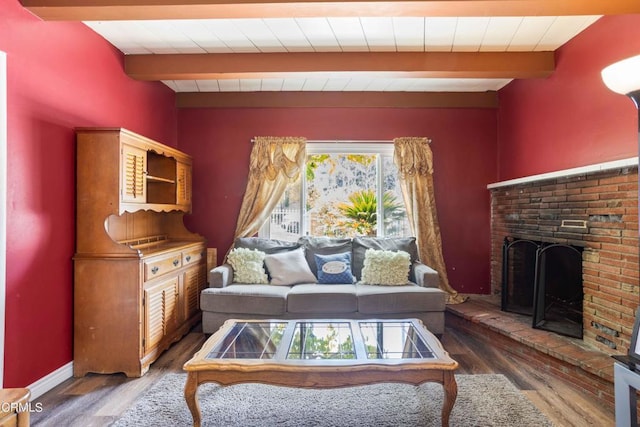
[315,252,355,284]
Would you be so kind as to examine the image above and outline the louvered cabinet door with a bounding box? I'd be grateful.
[121,143,147,203]
[163,278,179,335]
[143,276,179,354]
[183,264,206,321]
[176,160,192,208]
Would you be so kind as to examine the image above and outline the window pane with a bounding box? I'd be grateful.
[382,155,411,237]
[306,154,378,238]
[268,178,302,242]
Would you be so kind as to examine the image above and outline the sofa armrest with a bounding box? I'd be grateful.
[209,264,234,288]
[413,262,440,288]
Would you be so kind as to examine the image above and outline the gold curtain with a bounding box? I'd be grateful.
[233,136,306,240]
[393,137,466,304]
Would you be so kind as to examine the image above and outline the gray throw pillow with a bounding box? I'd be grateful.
[264,247,317,286]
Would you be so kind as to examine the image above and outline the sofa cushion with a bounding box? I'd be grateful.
[235,237,300,254]
[287,284,358,314]
[200,284,289,315]
[356,283,446,314]
[360,249,411,286]
[352,237,420,282]
[264,247,317,286]
[298,236,352,276]
[315,252,355,284]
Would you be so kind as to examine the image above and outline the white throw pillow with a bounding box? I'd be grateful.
[227,247,269,284]
[360,249,411,286]
[264,247,317,286]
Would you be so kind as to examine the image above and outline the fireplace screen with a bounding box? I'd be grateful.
[532,244,583,338]
[502,237,583,339]
[501,238,539,316]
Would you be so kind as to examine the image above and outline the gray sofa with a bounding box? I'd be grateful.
[201,236,447,335]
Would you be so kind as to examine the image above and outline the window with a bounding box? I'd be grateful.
[261,143,410,241]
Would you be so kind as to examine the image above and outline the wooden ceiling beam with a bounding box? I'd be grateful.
[176,91,498,108]
[125,51,554,80]
[20,0,640,20]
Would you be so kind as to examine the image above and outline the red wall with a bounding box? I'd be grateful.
[1,0,177,387]
[179,107,497,295]
[497,15,640,180]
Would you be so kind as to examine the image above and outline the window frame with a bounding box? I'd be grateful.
[260,142,398,240]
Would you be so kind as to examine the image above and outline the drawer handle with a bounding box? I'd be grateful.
[186,255,191,262]
[173,259,180,266]
[151,266,159,274]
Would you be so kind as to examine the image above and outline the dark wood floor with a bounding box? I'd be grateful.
[30,324,615,427]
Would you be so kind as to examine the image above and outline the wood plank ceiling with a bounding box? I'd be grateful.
[20,1,640,108]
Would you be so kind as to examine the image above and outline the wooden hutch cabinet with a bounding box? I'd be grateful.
[74,128,206,377]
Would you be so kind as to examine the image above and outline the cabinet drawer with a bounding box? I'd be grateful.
[182,247,204,266]
[144,253,182,280]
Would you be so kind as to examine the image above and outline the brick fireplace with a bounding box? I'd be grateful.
[489,161,639,354]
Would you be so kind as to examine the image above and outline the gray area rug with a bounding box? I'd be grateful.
[112,373,552,427]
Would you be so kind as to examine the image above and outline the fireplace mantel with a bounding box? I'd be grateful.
[487,157,638,190]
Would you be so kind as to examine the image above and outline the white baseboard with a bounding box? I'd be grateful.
[28,362,73,400]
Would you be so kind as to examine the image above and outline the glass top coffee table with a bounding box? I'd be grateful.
[184,318,458,427]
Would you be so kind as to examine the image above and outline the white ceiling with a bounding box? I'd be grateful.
[84,15,600,93]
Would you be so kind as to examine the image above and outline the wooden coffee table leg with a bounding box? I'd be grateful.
[184,372,202,427]
[441,371,458,427]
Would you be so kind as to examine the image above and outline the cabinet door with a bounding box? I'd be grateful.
[144,277,179,353]
[176,161,192,208]
[183,264,207,321]
[164,279,179,335]
[121,144,147,203]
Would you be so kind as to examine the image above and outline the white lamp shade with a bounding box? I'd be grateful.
[601,54,640,95]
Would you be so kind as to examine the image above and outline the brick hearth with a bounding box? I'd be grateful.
[446,296,616,409]
[489,165,639,354]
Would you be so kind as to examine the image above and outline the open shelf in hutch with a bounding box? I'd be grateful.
[147,151,178,204]
[119,133,192,212]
